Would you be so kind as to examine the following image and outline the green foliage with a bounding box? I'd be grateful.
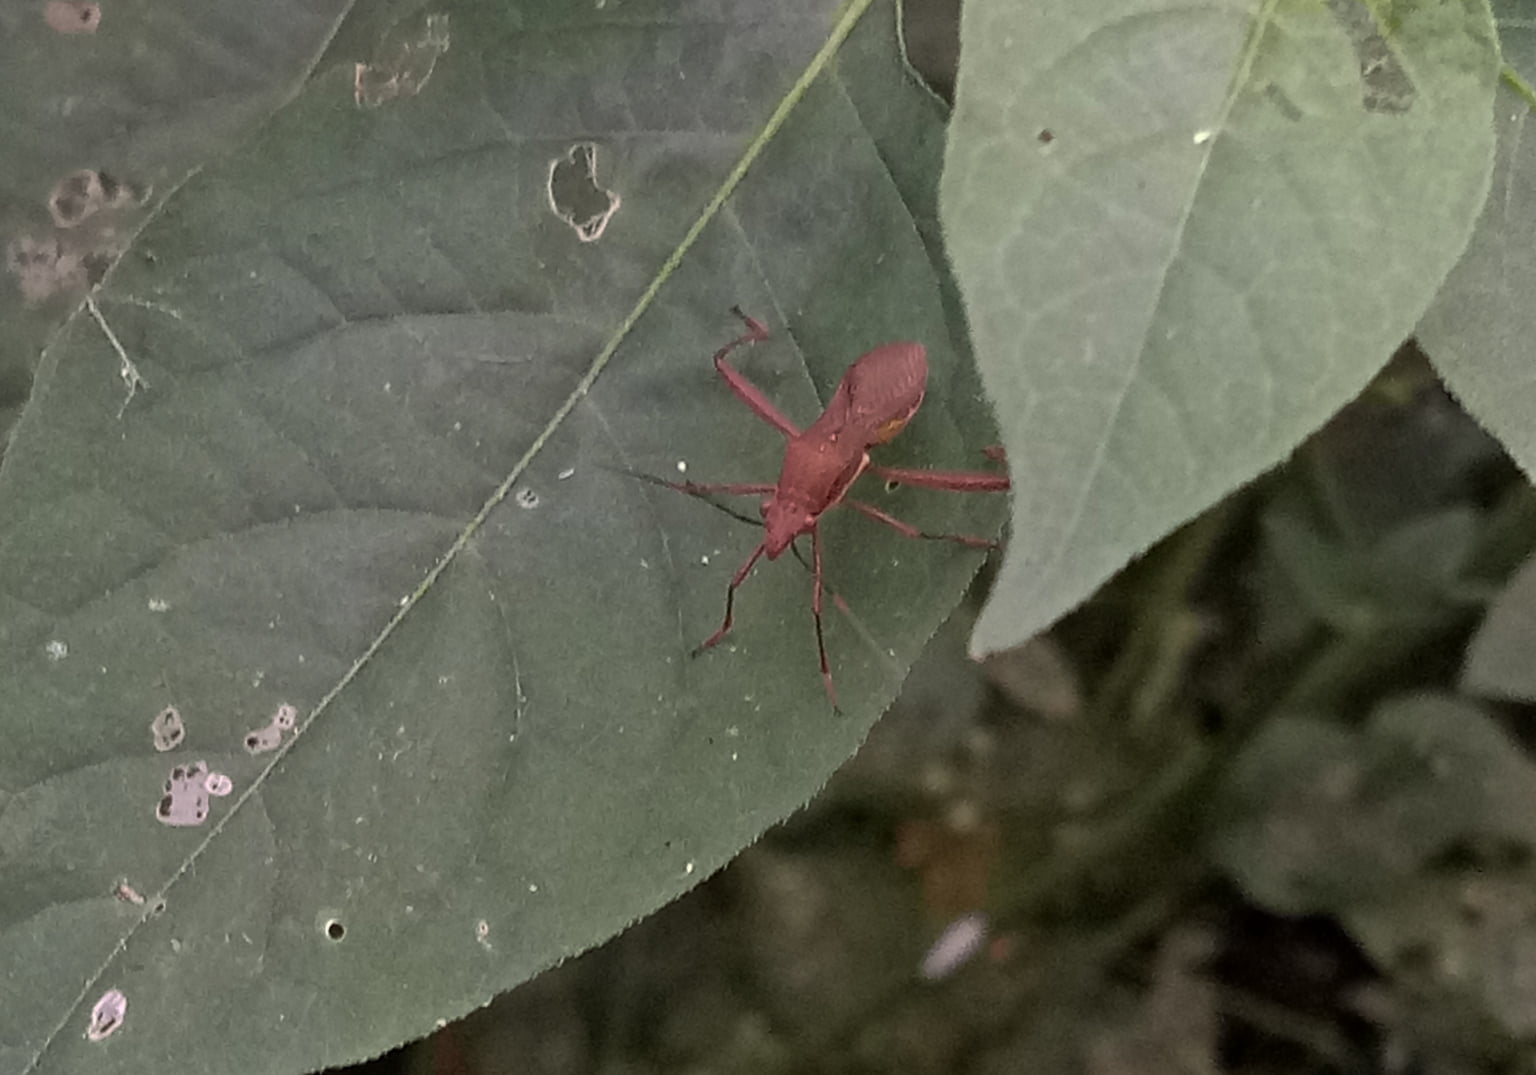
[942,0,1499,654]
[1421,0,1536,482]
[1209,695,1536,913]
[3,0,1536,1071]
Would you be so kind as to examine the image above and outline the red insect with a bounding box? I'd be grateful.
[659,308,1010,709]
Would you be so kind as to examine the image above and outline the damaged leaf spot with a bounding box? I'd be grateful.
[112,881,145,905]
[155,761,212,827]
[547,143,621,242]
[86,988,126,1041]
[44,0,99,34]
[475,919,491,947]
[203,771,233,797]
[244,703,297,754]
[7,235,88,305]
[49,169,145,230]
[514,487,539,509]
[324,918,346,941]
[150,706,185,752]
[244,726,281,754]
[1322,0,1416,113]
[44,638,68,661]
[8,170,146,306]
[354,12,451,108]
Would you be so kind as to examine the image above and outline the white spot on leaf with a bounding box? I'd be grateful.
[244,702,298,754]
[150,706,185,752]
[86,988,126,1041]
[156,761,212,827]
[45,1,99,34]
[243,725,281,755]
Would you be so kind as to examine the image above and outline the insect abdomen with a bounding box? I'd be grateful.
[844,342,926,444]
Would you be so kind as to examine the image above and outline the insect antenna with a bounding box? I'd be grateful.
[606,462,830,582]
[599,463,764,527]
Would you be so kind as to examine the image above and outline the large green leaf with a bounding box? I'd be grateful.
[0,3,1006,1072]
[1419,0,1536,478]
[942,0,1499,655]
[0,0,349,437]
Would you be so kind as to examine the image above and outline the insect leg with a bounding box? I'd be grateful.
[713,307,802,438]
[810,524,840,712]
[844,500,998,549]
[693,541,767,656]
[869,464,1010,492]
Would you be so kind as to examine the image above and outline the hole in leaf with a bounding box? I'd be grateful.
[547,143,621,242]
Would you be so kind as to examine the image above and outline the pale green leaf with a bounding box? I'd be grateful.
[1419,0,1536,480]
[942,0,1499,654]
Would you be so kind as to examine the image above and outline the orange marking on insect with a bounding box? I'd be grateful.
[873,415,910,444]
